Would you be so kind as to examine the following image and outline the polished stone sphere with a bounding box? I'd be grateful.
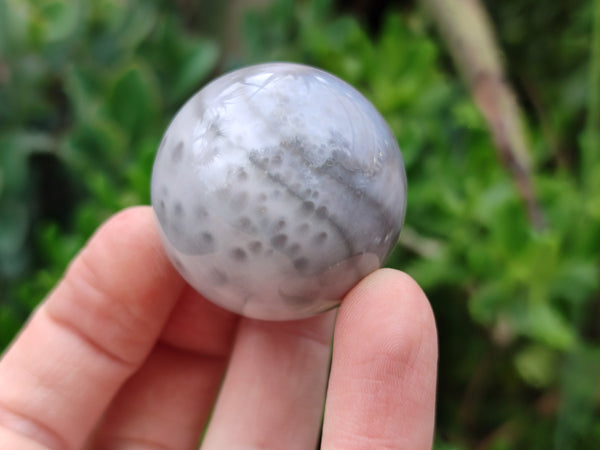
[151,62,406,320]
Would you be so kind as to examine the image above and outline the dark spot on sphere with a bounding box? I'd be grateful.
[271,233,287,249]
[315,206,328,219]
[313,231,328,244]
[211,267,229,285]
[171,141,184,164]
[300,201,315,214]
[271,153,283,166]
[230,247,247,262]
[280,291,316,308]
[237,216,254,233]
[273,218,286,232]
[174,202,184,218]
[248,241,263,254]
[236,167,248,181]
[173,230,216,254]
[195,205,209,220]
[293,257,310,274]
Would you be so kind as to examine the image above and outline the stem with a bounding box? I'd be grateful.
[419,0,545,229]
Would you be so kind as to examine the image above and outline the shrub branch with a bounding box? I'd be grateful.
[420,0,545,229]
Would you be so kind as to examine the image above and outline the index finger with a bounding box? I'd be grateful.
[0,207,186,449]
[322,269,438,449]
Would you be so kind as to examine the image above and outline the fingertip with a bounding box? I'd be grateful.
[339,268,437,356]
[323,268,438,449]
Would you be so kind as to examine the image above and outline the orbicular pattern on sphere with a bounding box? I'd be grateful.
[151,63,406,320]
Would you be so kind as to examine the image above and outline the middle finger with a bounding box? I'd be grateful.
[201,310,335,449]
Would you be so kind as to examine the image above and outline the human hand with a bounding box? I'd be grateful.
[0,206,437,449]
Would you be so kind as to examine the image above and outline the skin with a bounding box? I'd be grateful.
[0,206,438,449]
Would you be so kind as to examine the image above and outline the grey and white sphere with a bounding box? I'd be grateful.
[151,62,406,320]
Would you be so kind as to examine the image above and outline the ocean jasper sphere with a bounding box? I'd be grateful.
[151,62,406,321]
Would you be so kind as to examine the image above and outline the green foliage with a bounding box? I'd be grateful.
[0,0,219,331]
[1,0,599,448]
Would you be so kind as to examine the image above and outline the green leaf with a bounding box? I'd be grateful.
[66,116,127,165]
[468,281,513,324]
[555,346,600,447]
[171,40,219,103]
[514,344,558,387]
[524,301,577,351]
[107,63,160,137]
[550,259,599,305]
[38,0,80,43]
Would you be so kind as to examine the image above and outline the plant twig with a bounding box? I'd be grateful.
[420,0,544,229]
[398,226,444,259]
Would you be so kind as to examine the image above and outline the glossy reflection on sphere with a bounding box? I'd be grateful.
[151,62,406,320]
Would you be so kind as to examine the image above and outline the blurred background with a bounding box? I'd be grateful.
[1,0,599,447]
